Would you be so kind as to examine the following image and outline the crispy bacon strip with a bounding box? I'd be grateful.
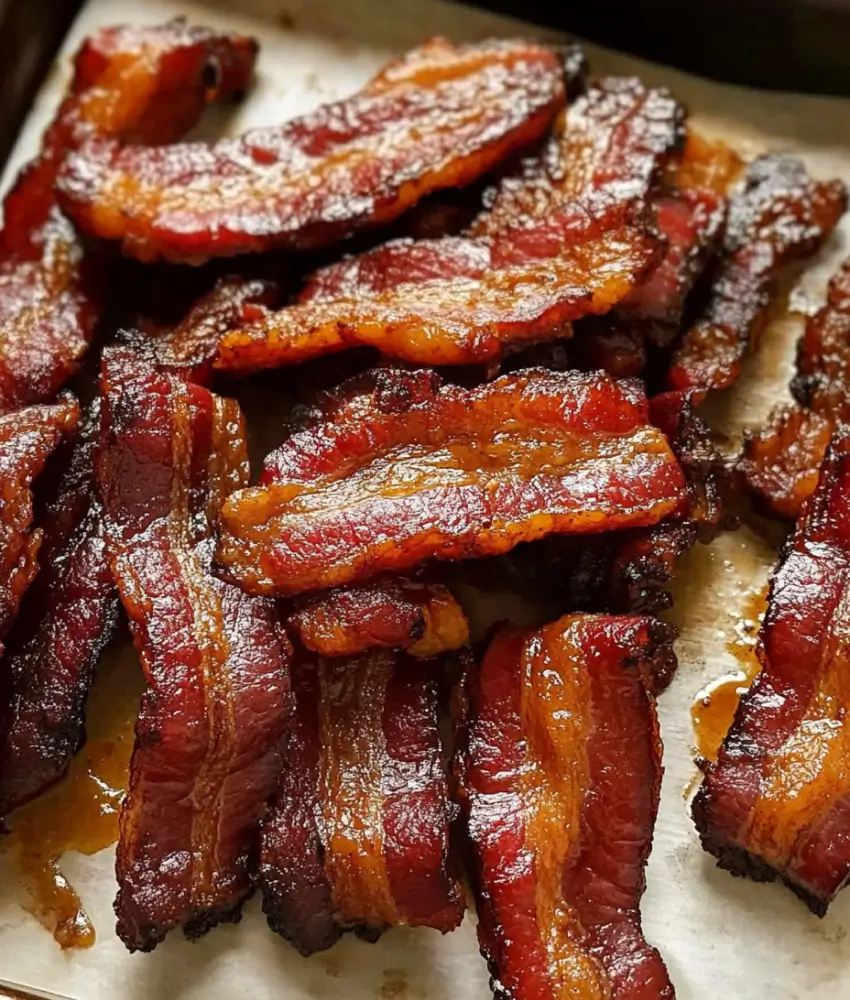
[459,614,675,999]
[0,397,78,653]
[668,155,847,392]
[0,403,118,819]
[0,20,257,412]
[287,573,469,658]
[97,348,292,952]
[58,38,567,264]
[739,258,850,517]
[216,367,688,596]
[215,78,681,373]
[694,432,850,914]
[260,647,464,954]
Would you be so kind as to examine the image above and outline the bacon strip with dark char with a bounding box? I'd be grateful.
[287,573,469,658]
[97,348,292,952]
[458,613,675,1000]
[57,38,567,264]
[0,396,78,654]
[0,403,118,819]
[739,257,850,518]
[0,20,258,413]
[260,646,464,955]
[213,77,682,373]
[694,432,850,915]
[667,154,847,393]
[216,367,688,597]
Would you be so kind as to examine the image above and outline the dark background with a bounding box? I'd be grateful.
[0,0,848,169]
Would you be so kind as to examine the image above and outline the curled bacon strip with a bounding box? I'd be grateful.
[260,647,464,954]
[58,38,567,264]
[459,613,675,1000]
[287,573,469,658]
[0,403,118,818]
[668,155,847,392]
[216,367,688,596]
[0,396,78,653]
[695,433,850,914]
[215,77,681,372]
[0,20,257,412]
[739,258,850,518]
[97,349,292,952]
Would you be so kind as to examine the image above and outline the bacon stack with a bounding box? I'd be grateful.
[0,13,847,991]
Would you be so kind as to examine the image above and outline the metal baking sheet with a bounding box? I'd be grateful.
[0,1,849,997]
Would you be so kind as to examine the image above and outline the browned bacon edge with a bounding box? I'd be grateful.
[286,572,470,658]
[0,396,79,654]
[667,154,847,393]
[694,431,850,915]
[97,348,292,952]
[457,613,675,999]
[215,367,688,596]
[260,646,464,955]
[0,402,118,820]
[0,20,258,412]
[738,257,850,518]
[57,38,568,263]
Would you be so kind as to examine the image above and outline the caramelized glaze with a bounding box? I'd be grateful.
[2,645,141,948]
[691,587,767,762]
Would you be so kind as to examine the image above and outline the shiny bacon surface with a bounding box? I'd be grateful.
[739,258,850,517]
[668,155,847,393]
[216,368,688,596]
[0,20,257,412]
[287,573,469,658]
[0,403,118,818]
[694,433,850,914]
[459,614,675,999]
[57,38,567,263]
[0,396,78,653]
[97,349,292,951]
[260,647,464,954]
[215,77,682,372]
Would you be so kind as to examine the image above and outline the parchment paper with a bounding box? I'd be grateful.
[0,1,849,997]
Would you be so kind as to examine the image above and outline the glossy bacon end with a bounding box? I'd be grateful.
[287,573,469,658]
[695,433,850,914]
[0,397,78,652]
[216,368,687,596]
[740,258,850,518]
[260,648,464,954]
[97,349,292,952]
[668,155,847,393]
[459,614,675,1000]
[57,38,567,264]
[0,403,118,818]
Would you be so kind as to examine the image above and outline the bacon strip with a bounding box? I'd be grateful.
[260,647,464,954]
[214,77,681,372]
[216,367,688,596]
[0,403,118,819]
[0,20,257,412]
[459,613,675,1000]
[57,38,567,264]
[287,573,469,658]
[667,155,847,392]
[97,348,292,952]
[0,397,78,653]
[694,432,850,914]
[739,258,850,518]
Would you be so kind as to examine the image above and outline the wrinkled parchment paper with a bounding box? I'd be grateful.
[0,0,849,997]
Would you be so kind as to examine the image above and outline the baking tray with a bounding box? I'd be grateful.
[0,1,849,998]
